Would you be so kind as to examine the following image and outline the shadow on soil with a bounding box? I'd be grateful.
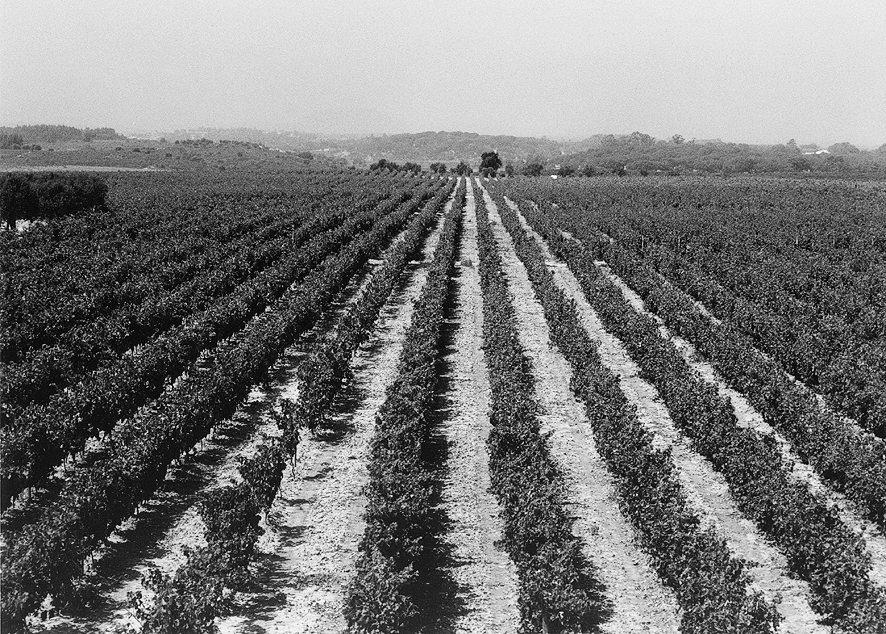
[224,235,466,633]
[21,262,384,632]
[427,248,613,634]
[406,262,466,633]
[217,274,420,627]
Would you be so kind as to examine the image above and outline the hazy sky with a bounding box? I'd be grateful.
[2,0,885,146]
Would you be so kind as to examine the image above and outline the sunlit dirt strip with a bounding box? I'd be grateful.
[492,190,828,634]
[217,198,449,634]
[574,223,886,590]
[476,181,681,634]
[0,211,379,551]
[589,259,886,591]
[23,210,422,634]
[436,178,519,632]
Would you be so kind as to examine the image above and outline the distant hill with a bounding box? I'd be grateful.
[550,132,886,178]
[14,124,879,177]
[151,128,606,165]
[152,128,329,150]
[340,131,602,164]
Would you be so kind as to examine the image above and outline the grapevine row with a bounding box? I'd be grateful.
[1,191,277,359]
[482,179,778,634]
[480,182,779,633]
[547,178,885,321]
[0,171,363,360]
[472,181,608,632]
[0,186,435,631]
[516,188,886,530]
[0,183,432,509]
[2,209,310,414]
[132,426,288,632]
[602,222,886,438]
[295,180,459,435]
[133,182,458,633]
[344,180,462,632]
[1,177,395,412]
[513,178,886,437]
[496,187,886,632]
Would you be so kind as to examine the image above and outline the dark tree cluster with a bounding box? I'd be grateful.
[1,173,108,229]
[175,138,217,147]
[0,134,24,149]
[0,134,41,151]
[369,159,422,175]
[0,125,122,145]
[522,162,544,177]
[453,161,472,175]
[428,162,448,174]
[479,151,503,176]
[550,131,886,178]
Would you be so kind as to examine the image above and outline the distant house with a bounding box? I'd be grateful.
[803,149,831,155]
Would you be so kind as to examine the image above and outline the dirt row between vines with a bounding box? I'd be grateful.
[27,177,878,634]
[589,226,881,459]
[216,217,445,634]
[217,185,520,634]
[28,201,442,634]
[479,181,834,633]
[25,184,524,634]
[588,255,886,590]
[440,179,519,632]
[479,182,682,634]
[577,217,886,589]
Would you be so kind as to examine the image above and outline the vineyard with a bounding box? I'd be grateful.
[1,166,885,634]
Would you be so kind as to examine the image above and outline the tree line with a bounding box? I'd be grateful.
[374,136,886,180]
[541,132,886,178]
[0,173,108,229]
[0,125,123,147]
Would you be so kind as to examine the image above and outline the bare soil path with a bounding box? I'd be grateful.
[217,201,448,634]
[590,258,886,590]
[579,223,886,589]
[24,207,434,634]
[434,178,519,633]
[28,277,387,633]
[498,192,829,634]
[478,182,681,634]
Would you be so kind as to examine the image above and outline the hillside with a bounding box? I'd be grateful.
[552,132,886,177]
[151,128,605,165]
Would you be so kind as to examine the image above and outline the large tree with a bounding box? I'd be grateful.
[522,162,544,177]
[0,175,39,229]
[828,142,860,155]
[480,151,502,172]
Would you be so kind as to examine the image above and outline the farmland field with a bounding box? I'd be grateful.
[2,164,885,634]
